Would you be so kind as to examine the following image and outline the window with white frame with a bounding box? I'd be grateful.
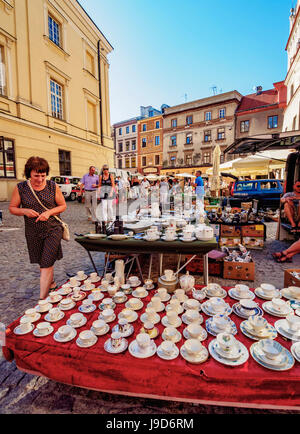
[48,15,61,47]
[203,152,210,164]
[50,79,63,119]
[219,108,226,119]
[186,133,192,144]
[0,45,6,96]
[217,127,225,140]
[205,111,211,121]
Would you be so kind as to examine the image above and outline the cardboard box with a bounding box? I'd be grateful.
[219,237,241,248]
[241,224,265,238]
[284,268,300,288]
[220,225,241,237]
[223,260,255,281]
[242,236,264,249]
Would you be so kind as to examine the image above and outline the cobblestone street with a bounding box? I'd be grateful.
[0,200,299,414]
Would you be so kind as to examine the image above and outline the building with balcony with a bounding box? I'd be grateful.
[161,91,242,176]
[283,2,300,132]
[0,0,114,200]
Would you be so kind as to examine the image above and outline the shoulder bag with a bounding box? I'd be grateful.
[27,180,70,241]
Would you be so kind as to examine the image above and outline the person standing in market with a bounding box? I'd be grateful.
[9,156,67,300]
[98,164,116,224]
[193,170,205,200]
[79,166,99,223]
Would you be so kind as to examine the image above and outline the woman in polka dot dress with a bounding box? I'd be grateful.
[9,156,67,300]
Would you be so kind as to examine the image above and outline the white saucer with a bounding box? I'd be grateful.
[113,295,128,304]
[58,287,73,295]
[143,236,160,242]
[53,328,77,343]
[14,324,35,335]
[192,288,207,301]
[183,327,207,341]
[161,329,182,343]
[81,284,95,291]
[209,340,249,366]
[205,316,238,337]
[66,317,87,328]
[155,293,171,302]
[112,324,135,338]
[281,288,300,301]
[128,279,142,288]
[128,340,157,358]
[254,287,281,301]
[88,292,104,302]
[161,236,177,242]
[140,312,161,325]
[171,294,189,303]
[201,301,232,317]
[99,313,116,323]
[182,313,204,326]
[76,335,98,348]
[46,294,63,304]
[35,303,53,313]
[240,320,277,340]
[78,304,96,313]
[143,284,155,290]
[147,301,165,313]
[74,274,88,281]
[44,311,65,322]
[118,310,138,323]
[104,337,128,354]
[89,276,101,283]
[90,324,110,336]
[33,325,54,337]
[250,341,295,371]
[179,237,196,242]
[21,312,41,323]
[182,302,201,312]
[132,289,149,298]
[262,301,293,317]
[125,300,143,311]
[274,319,300,341]
[157,344,179,360]
[291,342,300,362]
[58,301,76,311]
[205,288,227,299]
[228,288,255,301]
[180,344,209,363]
[161,315,182,328]
[99,301,116,311]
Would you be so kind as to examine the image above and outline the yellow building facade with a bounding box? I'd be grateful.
[0,0,114,200]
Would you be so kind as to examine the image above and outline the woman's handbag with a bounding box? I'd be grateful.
[27,180,70,241]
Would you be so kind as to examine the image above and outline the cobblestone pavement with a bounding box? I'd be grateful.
[0,200,299,414]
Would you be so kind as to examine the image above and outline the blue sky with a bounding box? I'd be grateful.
[79,0,293,125]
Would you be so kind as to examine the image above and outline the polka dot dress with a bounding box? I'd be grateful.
[17,180,63,268]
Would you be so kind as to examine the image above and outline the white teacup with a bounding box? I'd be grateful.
[185,299,200,310]
[57,325,73,339]
[69,277,78,286]
[286,313,300,332]
[121,283,131,292]
[151,296,162,309]
[38,299,49,312]
[102,298,114,309]
[111,331,122,348]
[49,307,61,320]
[288,286,300,298]
[60,297,72,308]
[90,272,98,281]
[108,285,118,296]
[19,316,32,333]
[187,323,204,339]
[185,309,200,323]
[160,340,175,355]
[209,297,226,313]
[49,291,60,301]
[184,339,203,355]
[101,279,109,289]
[136,333,151,351]
[105,273,113,282]
[129,276,139,286]
[174,289,185,302]
[165,231,176,241]
[92,319,107,333]
[25,308,37,319]
[84,279,93,290]
[212,314,229,330]
[235,284,250,297]
[157,288,168,299]
[70,312,84,325]
[261,339,282,360]
[128,298,141,309]
[145,307,157,322]
[143,321,155,335]
[248,315,268,332]
[82,298,93,308]
[271,298,287,312]
[164,269,174,281]
[121,308,134,319]
[169,298,181,312]
[73,287,81,298]
[118,318,130,333]
[113,291,125,302]
[76,270,86,280]
[163,326,178,340]
[135,286,147,297]
[36,321,51,335]
[79,330,95,344]
[90,290,103,301]
[102,308,114,321]
[144,279,153,289]
[166,310,178,325]
[217,332,236,352]
[260,283,276,294]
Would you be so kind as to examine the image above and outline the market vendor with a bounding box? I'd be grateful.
[281,181,300,233]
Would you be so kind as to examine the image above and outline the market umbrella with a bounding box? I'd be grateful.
[176,173,196,178]
[146,174,158,181]
[210,144,221,195]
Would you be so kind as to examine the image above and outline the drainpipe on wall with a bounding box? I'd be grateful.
[97,40,103,146]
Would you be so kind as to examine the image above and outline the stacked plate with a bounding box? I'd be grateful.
[262,299,293,318]
[281,287,300,301]
[206,315,237,336]
[157,274,178,293]
[250,339,295,371]
[274,318,300,341]
[232,300,263,319]
[254,283,281,301]
[240,317,277,340]
[201,298,232,317]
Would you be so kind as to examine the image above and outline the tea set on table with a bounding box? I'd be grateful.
[13,268,300,366]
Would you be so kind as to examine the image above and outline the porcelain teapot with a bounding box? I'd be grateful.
[195,225,214,241]
[179,272,195,292]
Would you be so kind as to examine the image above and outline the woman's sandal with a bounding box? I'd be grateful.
[49,282,58,292]
[276,254,292,263]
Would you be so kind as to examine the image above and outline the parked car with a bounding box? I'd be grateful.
[50,176,81,201]
[229,179,283,210]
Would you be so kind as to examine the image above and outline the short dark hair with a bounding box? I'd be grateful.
[196,170,202,175]
[24,156,50,179]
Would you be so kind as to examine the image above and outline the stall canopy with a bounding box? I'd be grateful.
[176,173,196,178]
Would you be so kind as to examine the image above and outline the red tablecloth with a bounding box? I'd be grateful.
[2,283,300,410]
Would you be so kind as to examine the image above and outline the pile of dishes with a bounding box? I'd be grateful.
[250,339,295,371]
[240,314,277,340]
[281,286,300,301]
[203,283,227,299]
[206,314,237,336]
[209,332,249,366]
[232,299,263,319]
[274,313,300,341]
[262,298,293,318]
[201,297,232,317]
[228,284,255,301]
[157,269,178,293]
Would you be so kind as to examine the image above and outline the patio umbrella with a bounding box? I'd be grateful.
[176,173,196,178]
[210,144,221,194]
[146,174,158,181]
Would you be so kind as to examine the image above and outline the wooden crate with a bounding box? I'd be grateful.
[220,225,242,237]
[223,260,255,281]
[219,237,241,248]
[241,224,265,238]
[284,269,300,288]
[185,255,223,276]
